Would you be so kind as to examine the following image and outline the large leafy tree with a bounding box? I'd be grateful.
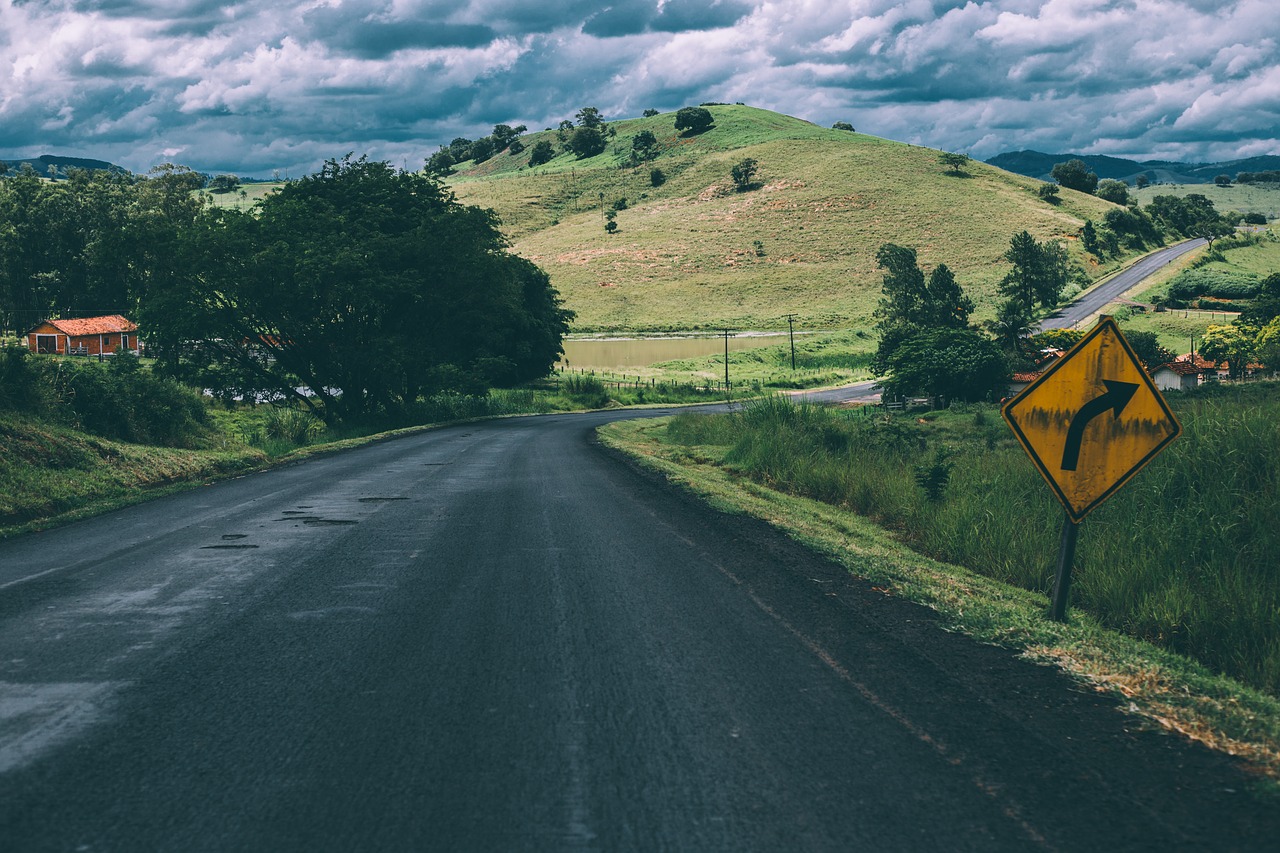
[144,156,572,424]
[674,106,714,135]
[0,165,156,330]
[1198,323,1255,380]
[999,230,1068,312]
[1051,159,1098,194]
[872,244,973,371]
[879,327,1007,403]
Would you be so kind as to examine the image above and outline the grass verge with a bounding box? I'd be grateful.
[597,409,1280,789]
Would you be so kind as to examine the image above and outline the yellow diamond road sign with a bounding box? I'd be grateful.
[1002,317,1181,522]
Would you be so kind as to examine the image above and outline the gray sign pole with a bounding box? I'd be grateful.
[1050,513,1081,622]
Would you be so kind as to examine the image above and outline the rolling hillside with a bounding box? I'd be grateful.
[446,106,1144,333]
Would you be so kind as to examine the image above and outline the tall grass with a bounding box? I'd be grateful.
[668,386,1280,694]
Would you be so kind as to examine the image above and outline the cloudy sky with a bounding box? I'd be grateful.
[2,0,1276,177]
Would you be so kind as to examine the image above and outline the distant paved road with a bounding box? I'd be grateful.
[1,408,1275,850]
[1041,238,1206,330]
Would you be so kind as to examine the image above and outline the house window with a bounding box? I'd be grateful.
[36,335,58,354]
[121,334,130,351]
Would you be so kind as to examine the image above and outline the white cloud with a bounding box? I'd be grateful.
[0,0,1274,175]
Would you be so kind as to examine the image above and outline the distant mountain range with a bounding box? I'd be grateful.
[0,154,127,178]
[985,151,1280,185]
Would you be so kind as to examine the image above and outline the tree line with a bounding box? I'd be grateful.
[0,156,572,427]
[871,229,1185,402]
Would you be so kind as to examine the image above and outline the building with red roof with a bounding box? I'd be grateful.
[25,315,139,356]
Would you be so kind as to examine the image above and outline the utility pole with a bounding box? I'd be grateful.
[723,329,732,401]
[784,313,797,370]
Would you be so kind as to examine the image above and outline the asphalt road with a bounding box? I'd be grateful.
[1,407,1276,851]
[1041,238,1206,330]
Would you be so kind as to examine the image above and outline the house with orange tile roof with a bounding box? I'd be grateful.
[25,315,139,356]
[1152,360,1200,391]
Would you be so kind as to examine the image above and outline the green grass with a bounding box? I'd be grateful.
[558,328,875,392]
[449,106,1139,333]
[599,394,1280,782]
[196,180,286,210]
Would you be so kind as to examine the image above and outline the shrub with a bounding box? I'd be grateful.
[528,140,555,167]
[730,158,758,191]
[1165,269,1260,303]
[650,168,666,187]
[264,407,325,445]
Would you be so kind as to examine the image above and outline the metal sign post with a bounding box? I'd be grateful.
[1050,514,1080,622]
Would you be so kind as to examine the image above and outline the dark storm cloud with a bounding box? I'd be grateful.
[301,1,496,55]
[583,0,753,37]
[0,0,1274,176]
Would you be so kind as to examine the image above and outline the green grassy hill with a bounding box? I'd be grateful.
[447,105,1138,333]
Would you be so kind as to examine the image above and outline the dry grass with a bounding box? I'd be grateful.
[449,106,1135,333]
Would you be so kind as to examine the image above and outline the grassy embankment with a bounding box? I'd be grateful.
[600,386,1280,782]
[449,105,1137,333]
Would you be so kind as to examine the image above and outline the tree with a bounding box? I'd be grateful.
[1081,220,1100,255]
[1190,217,1235,248]
[604,210,618,234]
[674,106,714,135]
[1037,183,1060,203]
[491,124,526,151]
[1254,317,1280,373]
[469,137,495,164]
[938,152,970,174]
[632,130,658,160]
[1095,179,1129,205]
[988,297,1037,356]
[1123,330,1174,369]
[832,121,855,132]
[209,174,241,194]
[879,327,1007,403]
[872,244,973,373]
[568,126,606,159]
[1052,159,1099,194]
[1199,323,1255,380]
[425,148,455,176]
[1000,231,1068,313]
[575,107,604,129]
[650,168,666,187]
[528,140,556,167]
[1214,174,1233,187]
[643,108,660,117]
[1145,193,1219,236]
[142,156,572,425]
[730,158,758,191]
[1135,174,1151,189]
[448,137,474,161]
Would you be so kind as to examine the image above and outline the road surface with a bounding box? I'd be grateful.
[1,408,1274,851]
[1041,238,1206,330]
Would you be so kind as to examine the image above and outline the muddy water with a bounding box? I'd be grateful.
[559,334,792,370]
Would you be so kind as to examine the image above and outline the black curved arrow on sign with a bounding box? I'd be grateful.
[1060,380,1139,471]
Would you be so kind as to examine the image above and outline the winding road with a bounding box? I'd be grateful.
[1,401,1275,850]
[2,237,1272,850]
[1041,238,1206,330]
